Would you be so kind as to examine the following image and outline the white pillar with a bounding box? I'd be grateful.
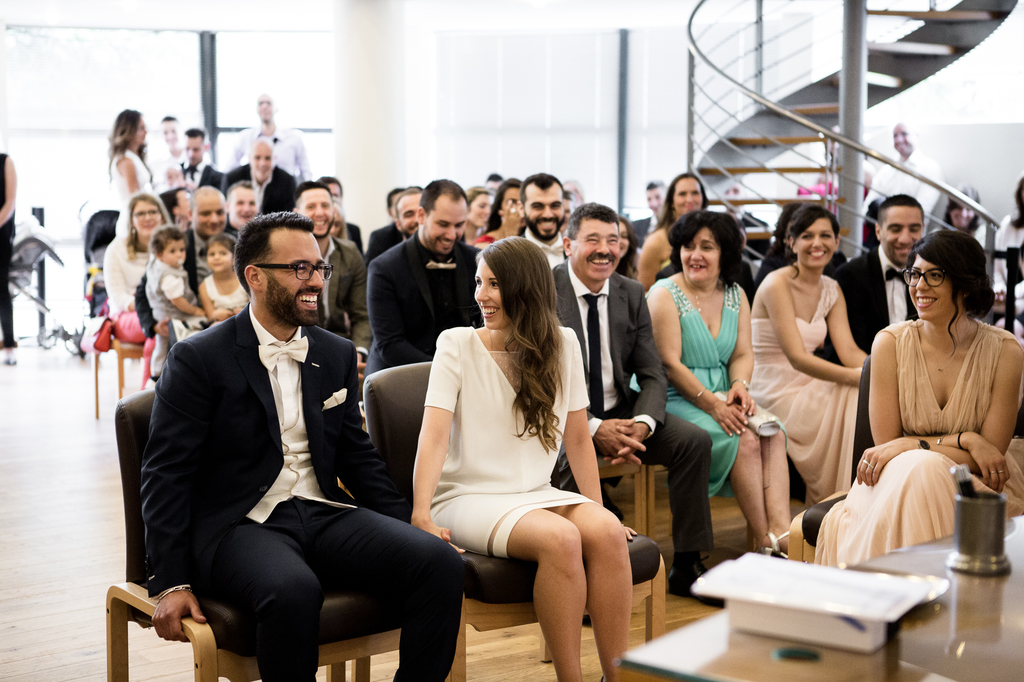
[334,0,404,229]
[0,19,8,151]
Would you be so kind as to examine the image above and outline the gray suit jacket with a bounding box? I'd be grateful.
[323,236,371,350]
[552,261,667,426]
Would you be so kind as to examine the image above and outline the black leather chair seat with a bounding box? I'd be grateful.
[462,533,662,604]
[129,587,400,658]
[801,494,848,548]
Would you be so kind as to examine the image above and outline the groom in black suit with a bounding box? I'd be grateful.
[552,202,715,600]
[141,211,464,681]
[832,194,923,357]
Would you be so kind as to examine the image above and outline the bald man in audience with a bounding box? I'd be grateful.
[294,181,371,373]
[230,93,311,181]
[221,139,297,215]
[868,122,944,218]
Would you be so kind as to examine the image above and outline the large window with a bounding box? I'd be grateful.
[6,27,201,239]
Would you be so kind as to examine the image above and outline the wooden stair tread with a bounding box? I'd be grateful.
[708,197,846,206]
[868,41,958,56]
[789,103,839,115]
[698,166,836,175]
[728,135,823,146]
[866,10,1007,22]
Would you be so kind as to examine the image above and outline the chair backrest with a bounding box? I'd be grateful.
[849,355,873,484]
[113,389,156,585]
[363,363,432,503]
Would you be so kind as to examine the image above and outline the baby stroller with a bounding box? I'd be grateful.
[8,220,81,352]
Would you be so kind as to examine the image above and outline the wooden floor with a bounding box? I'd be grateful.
[0,331,804,680]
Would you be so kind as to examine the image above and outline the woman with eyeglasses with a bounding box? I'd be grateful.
[749,205,866,506]
[815,229,1024,566]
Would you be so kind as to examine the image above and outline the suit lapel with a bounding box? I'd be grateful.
[404,237,435,319]
[300,331,324,466]
[555,264,588,373]
[607,276,629,396]
[234,308,283,454]
[452,244,473,326]
[868,250,889,327]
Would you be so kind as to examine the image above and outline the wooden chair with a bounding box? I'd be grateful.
[363,362,666,682]
[93,338,144,419]
[107,389,403,681]
[788,356,873,562]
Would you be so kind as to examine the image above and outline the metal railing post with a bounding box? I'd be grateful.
[754,0,764,98]
[1006,247,1019,333]
[687,48,695,172]
[839,0,866,252]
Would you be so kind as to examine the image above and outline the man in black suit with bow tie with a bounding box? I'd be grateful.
[832,194,923,356]
[181,128,224,190]
[365,180,480,376]
[141,211,464,681]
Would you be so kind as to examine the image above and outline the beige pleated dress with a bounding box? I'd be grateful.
[815,320,1024,567]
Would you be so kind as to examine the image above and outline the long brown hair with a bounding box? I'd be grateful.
[654,172,708,234]
[479,237,564,451]
[108,109,149,180]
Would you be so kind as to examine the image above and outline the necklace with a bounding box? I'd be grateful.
[683,281,717,313]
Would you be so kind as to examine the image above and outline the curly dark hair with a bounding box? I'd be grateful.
[765,202,809,258]
[907,230,994,343]
[478,237,564,452]
[668,210,743,286]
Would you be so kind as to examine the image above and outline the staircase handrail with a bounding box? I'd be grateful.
[686,0,1000,230]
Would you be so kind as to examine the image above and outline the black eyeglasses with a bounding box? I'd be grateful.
[902,268,945,287]
[254,262,333,281]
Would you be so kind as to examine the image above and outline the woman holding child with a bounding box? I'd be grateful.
[413,237,633,682]
[750,205,865,505]
[816,230,1024,566]
[647,210,791,556]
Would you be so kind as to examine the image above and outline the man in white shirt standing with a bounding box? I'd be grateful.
[521,173,568,268]
[231,94,311,181]
[153,116,188,193]
[141,211,464,682]
[869,122,945,219]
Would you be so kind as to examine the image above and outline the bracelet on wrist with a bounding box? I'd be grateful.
[730,378,750,389]
[693,389,705,405]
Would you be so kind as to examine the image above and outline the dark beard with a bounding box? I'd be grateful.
[525,214,564,243]
[266,273,319,328]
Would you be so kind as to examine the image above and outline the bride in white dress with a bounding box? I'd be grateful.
[108,109,153,238]
[413,235,634,682]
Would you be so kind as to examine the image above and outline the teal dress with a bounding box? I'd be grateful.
[657,279,741,497]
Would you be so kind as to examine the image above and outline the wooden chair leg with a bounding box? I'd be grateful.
[647,557,666,640]
[353,657,370,682]
[181,618,220,682]
[117,348,126,400]
[94,352,101,419]
[325,661,347,682]
[634,467,649,535]
[446,599,468,682]
[645,466,657,538]
[106,593,129,682]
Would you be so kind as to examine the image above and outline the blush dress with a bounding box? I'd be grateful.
[815,321,1024,566]
[750,276,860,504]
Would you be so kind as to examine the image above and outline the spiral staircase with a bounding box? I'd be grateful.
[687,0,1015,248]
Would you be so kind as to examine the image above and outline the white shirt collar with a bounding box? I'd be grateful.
[524,228,564,254]
[566,261,610,299]
[877,245,899,278]
[249,305,303,346]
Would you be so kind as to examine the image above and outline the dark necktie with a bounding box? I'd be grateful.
[885,268,901,281]
[184,165,198,180]
[583,293,604,418]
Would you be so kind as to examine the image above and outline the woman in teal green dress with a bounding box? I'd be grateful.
[646,210,792,556]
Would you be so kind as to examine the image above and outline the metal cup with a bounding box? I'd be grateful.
[946,492,1011,576]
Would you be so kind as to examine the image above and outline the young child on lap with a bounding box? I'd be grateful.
[198,233,248,323]
[144,225,207,376]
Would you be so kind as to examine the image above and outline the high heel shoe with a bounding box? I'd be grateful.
[759,531,789,559]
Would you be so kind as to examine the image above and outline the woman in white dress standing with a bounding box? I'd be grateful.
[108,109,153,238]
[413,236,634,682]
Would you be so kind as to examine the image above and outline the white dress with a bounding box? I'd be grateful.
[202,274,249,311]
[110,150,153,238]
[426,326,594,557]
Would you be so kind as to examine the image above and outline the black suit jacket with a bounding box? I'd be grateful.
[364,223,403,264]
[631,217,653,246]
[221,165,297,214]
[832,248,917,355]
[140,309,411,596]
[346,222,363,255]
[197,165,224,189]
[552,261,667,426]
[365,237,480,376]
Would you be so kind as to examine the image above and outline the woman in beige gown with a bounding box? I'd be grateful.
[816,230,1024,567]
[750,206,867,505]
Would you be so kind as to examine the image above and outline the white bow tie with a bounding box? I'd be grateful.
[259,336,309,370]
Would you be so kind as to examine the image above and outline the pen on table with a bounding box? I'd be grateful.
[950,464,976,498]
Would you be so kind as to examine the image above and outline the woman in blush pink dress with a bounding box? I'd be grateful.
[816,230,1024,566]
[749,205,866,505]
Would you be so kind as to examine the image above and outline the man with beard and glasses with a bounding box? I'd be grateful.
[141,211,464,682]
[552,202,716,604]
[521,172,568,268]
[365,180,481,376]
[294,181,370,379]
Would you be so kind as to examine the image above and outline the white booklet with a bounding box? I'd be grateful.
[691,553,947,652]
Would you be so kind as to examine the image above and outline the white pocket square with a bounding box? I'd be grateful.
[322,388,348,411]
